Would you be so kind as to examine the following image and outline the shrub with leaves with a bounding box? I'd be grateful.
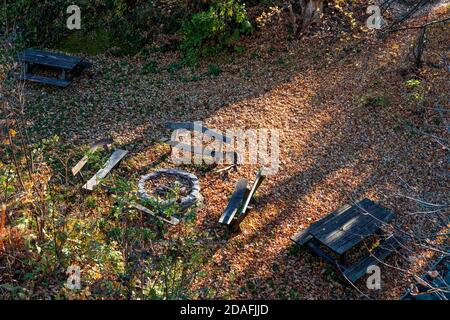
[180,0,253,64]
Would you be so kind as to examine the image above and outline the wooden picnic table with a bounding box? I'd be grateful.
[15,49,89,87]
[291,198,401,283]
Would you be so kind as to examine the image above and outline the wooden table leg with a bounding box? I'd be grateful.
[60,69,67,80]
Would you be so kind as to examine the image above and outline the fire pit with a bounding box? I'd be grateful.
[137,168,201,209]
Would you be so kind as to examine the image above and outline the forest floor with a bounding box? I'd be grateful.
[3,4,449,299]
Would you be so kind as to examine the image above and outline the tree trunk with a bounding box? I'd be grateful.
[285,0,324,36]
[300,0,324,32]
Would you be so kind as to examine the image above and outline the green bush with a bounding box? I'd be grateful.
[0,1,184,55]
[1,0,104,47]
[180,0,253,64]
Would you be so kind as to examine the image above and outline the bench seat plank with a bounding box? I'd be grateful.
[167,141,239,163]
[237,169,265,221]
[343,235,402,283]
[82,149,128,191]
[14,72,71,88]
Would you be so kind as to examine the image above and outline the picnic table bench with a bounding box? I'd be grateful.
[219,169,266,231]
[291,198,401,283]
[15,49,90,87]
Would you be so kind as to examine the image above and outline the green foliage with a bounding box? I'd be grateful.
[358,94,390,109]
[57,29,114,55]
[103,178,208,299]
[142,60,161,74]
[1,0,111,48]
[207,64,222,76]
[405,78,421,90]
[0,163,16,202]
[180,0,253,64]
[1,1,183,55]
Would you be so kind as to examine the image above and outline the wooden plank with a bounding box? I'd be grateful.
[165,122,232,144]
[219,179,248,225]
[307,203,353,235]
[17,49,81,70]
[291,203,353,246]
[82,149,128,191]
[322,208,382,253]
[309,199,373,237]
[343,235,401,283]
[291,227,314,246]
[130,202,180,226]
[72,138,113,176]
[237,169,266,219]
[167,141,239,163]
[331,205,395,254]
[14,72,71,87]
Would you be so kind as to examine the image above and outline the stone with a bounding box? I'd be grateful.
[137,168,201,209]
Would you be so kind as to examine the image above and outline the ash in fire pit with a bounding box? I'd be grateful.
[137,169,201,209]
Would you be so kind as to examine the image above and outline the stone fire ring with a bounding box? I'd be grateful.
[137,169,200,209]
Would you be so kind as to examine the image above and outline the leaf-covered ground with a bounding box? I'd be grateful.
[8,4,450,299]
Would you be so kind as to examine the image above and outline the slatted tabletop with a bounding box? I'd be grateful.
[17,49,82,70]
[309,199,394,255]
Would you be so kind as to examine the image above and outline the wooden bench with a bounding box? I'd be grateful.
[291,198,400,283]
[15,49,90,88]
[219,169,266,231]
